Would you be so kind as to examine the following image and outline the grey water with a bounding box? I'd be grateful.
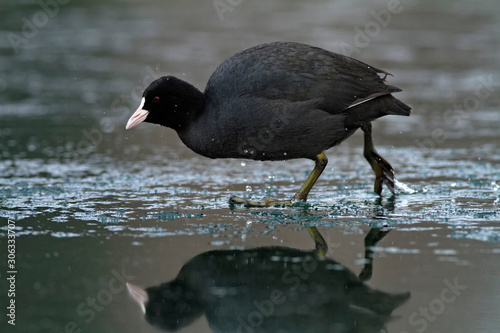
[1,0,499,332]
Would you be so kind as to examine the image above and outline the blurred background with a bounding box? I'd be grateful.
[1,0,499,332]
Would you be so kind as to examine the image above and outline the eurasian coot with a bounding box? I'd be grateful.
[126,41,411,206]
[127,227,409,332]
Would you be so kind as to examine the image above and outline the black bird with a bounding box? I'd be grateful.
[126,42,411,206]
[127,228,410,332]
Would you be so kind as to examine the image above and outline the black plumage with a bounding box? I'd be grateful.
[126,42,411,205]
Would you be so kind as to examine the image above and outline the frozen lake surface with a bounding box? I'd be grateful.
[1,0,499,332]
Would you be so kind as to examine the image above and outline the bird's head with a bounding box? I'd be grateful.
[125,76,204,130]
[126,281,203,331]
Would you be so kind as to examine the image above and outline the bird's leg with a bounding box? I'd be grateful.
[358,227,391,282]
[361,123,395,195]
[307,226,328,259]
[229,152,328,207]
[292,152,328,201]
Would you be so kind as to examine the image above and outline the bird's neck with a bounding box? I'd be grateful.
[164,80,206,130]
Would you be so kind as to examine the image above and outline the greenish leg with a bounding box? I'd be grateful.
[307,226,328,259]
[292,152,328,201]
[305,227,391,275]
[358,227,391,281]
[361,123,395,195]
[229,152,328,207]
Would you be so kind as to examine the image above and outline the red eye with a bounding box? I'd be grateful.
[153,96,160,102]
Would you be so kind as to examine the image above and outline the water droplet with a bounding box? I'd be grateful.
[211,240,229,246]
[27,143,38,151]
[241,161,246,166]
[395,180,417,194]
[283,152,288,156]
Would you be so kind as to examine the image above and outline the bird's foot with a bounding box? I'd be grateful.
[229,196,293,207]
[365,150,395,196]
[374,152,395,195]
[361,123,395,196]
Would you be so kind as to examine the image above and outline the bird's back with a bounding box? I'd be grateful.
[179,42,410,161]
[205,41,397,114]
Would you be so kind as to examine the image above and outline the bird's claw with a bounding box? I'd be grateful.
[376,154,395,195]
[366,151,395,196]
[229,196,293,207]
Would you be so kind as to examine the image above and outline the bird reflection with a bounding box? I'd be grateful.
[127,227,409,332]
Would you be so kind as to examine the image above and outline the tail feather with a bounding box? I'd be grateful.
[386,85,403,93]
[388,97,411,116]
[344,94,411,128]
